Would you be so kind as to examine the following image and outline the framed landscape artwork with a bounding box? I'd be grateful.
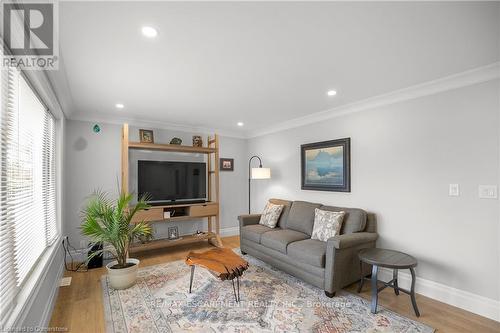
[301,138,351,192]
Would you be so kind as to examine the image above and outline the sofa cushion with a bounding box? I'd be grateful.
[311,208,345,242]
[241,224,280,243]
[319,205,367,234]
[269,198,293,228]
[286,201,321,235]
[260,229,309,254]
[287,239,326,268]
[259,202,284,228]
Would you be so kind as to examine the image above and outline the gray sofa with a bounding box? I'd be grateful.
[238,199,378,297]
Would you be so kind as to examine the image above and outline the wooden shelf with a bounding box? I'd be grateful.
[131,215,207,224]
[128,141,216,154]
[129,233,216,253]
[131,202,219,223]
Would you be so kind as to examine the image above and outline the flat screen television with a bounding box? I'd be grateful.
[138,160,206,204]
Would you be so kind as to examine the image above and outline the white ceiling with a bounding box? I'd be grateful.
[50,1,500,137]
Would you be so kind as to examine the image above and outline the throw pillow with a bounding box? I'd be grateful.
[311,208,345,242]
[259,202,284,228]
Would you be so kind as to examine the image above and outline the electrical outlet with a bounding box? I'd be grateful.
[478,185,498,199]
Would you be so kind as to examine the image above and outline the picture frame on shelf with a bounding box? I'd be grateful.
[139,129,154,143]
[168,226,180,240]
[192,135,203,147]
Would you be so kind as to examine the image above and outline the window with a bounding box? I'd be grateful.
[0,65,58,322]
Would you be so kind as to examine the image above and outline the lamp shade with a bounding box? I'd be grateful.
[251,167,271,179]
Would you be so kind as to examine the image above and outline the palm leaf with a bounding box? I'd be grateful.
[81,188,152,268]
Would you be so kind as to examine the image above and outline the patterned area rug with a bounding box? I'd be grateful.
[101,251,434,333]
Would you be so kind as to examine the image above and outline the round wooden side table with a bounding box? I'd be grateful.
[358,248,420,317]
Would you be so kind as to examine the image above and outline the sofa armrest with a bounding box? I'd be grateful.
[327,232,378,250]
[324,232,378,294]
[238,214,261,227]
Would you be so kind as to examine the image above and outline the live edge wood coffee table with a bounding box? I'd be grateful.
[185,247,249,302]
[358,248,420,317]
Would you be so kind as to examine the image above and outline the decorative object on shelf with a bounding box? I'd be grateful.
[248,155,271,213]
[168,226,180,240]
[220,158,234,171]
[81,190,152,289]
[194,230,206,237]
[170,137,182,145]
[139,129,154,143]
[301,138,351,192]
[192,135,203,147]
[92,124,101,133]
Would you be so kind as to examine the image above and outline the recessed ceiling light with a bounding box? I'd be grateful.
[327,90,337,96]
[141,26,158,38]
[237,122,244,127]
[115,103,124,109]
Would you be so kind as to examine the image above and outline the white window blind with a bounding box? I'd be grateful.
[0,62,58,324]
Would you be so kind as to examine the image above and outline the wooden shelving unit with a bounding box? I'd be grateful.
[121,123,222,251]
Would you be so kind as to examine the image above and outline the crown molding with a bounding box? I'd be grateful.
[68,112,247,139]
[68,62,499,140]
[248,62,500,138]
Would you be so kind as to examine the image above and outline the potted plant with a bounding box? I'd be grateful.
[81,190,152,289]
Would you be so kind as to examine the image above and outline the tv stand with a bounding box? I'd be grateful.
[121,123,222,252]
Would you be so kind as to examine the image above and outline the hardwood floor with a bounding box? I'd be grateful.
[49,236,499,333]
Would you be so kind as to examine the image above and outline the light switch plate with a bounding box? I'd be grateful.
[449,184,460,196]
[478,185,498,199]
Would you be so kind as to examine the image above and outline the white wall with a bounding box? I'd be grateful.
[64,120,247,249]
[248,80,500,315]
[62,80,499,320]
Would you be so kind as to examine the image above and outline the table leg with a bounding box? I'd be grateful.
[409,267,420,317]
[189,265,195,293]
[231,279,238,302]
[357,261,364,293]
[236,276,240,302]
[393,269,399,295]
[371,265,379,314]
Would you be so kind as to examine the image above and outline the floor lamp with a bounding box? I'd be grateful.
[248,155,271,213]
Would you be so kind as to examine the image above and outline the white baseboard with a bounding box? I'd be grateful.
[220,226,240,237]
[378,268,500,322]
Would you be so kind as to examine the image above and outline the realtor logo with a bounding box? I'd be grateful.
[2,1,59,70]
